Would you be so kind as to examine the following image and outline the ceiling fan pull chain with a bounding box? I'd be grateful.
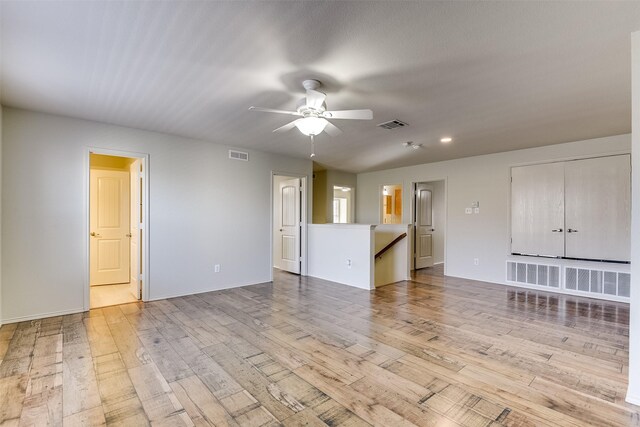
[310,135,316,158]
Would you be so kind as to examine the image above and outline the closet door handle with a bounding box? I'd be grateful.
[567,228,578,233]
[551,228,563,232]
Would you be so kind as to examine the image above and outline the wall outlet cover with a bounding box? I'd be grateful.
[465,208,472,214]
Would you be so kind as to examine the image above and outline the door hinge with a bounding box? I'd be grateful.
[138,274,143,280]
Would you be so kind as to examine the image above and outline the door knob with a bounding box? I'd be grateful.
[551,228,563,232]
[90,232,101,237]
[279,229,283,232]
[567,228,578,233]
[126,233,132,237]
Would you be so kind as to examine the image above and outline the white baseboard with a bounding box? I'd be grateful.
[147,279,273,302]
[626,386,640,406]
[1,307,85,325]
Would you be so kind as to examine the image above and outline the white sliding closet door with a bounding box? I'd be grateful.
[565,155,631,262]
[511,162,565,257]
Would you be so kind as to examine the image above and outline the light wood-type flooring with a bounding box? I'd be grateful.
[0,266,637,426]
[90,283,138,309]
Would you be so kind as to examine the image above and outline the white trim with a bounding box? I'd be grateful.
[84,147,150,311]
[626,389,640,406]
[270,171,309,281]
[410,178,448,275]
[508,149,631,169]
[148,279,271,302]
[2,308,84,325]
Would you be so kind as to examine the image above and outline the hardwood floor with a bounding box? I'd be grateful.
[90,283,138,309]
[0,268,637,426]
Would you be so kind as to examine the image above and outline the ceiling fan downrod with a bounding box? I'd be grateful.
[309,134,315,158]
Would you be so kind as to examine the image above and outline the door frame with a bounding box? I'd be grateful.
[84,147,150,310]
[410,179,448,274]
[270,171,308,281]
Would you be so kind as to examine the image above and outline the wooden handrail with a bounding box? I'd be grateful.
[375,232,407,260]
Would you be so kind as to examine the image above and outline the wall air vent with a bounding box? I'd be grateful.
[377,119,408,130]
[506,261,560,288]
[229,150,249,161]
[565,267,630,300]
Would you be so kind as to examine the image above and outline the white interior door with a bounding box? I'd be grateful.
[90,169,130,285]
[414,183,434,269]
[565,155,631,262]
[511,162,565,257]
[277,178,301,274]
[129,159,141,299]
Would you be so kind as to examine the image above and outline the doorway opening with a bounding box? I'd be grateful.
[333,186,354,223]
[381,184,402,224]
[87,149,148,309]
[272,173,307,278]
[413,180,446,273]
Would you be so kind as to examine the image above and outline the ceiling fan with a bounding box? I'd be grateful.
[249,79,373,157]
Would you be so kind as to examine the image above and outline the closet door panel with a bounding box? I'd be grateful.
[565,155,631,262]
[511,163,565,257]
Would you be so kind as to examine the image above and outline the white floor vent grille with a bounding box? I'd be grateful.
[506,261,560,288]
[565,267,630,298]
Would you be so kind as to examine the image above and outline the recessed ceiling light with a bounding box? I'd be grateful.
[440,137,452,143]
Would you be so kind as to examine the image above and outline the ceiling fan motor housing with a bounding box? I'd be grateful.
[296,98,326,117]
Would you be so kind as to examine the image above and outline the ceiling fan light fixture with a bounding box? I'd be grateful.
[295,117,328,136]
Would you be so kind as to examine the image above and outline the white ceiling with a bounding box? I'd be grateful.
[2,1,639,173]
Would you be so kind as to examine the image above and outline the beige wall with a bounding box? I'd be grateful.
[90,153,135,170]
[313,169,357,223]
[312,170,327,223]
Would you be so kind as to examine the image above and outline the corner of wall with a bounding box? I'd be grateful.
[0,104,3,326]
[627,30,640,405]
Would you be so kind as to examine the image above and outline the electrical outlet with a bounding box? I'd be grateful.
[347,259,352,269]
[465,208,472,214]
[473,258,479,266]
[214,264,220,273]
[474,207,480,214]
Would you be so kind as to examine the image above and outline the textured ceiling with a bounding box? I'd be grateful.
[1,1,639,173]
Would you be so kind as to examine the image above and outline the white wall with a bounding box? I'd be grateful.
[628,31,640,406]
[1,108,312,323]
[433,180,445,264]
[0,105,3,325]
[357,134,631,286]
[307,224,374,289]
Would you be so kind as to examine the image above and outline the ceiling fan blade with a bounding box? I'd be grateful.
[273,119,302,133]
[323,121,342,137]
[306,90,326,110]
[323,109,373,120]
[249,106,301,116]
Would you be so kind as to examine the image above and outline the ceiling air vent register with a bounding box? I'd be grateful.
[229,150,249,161]
[377,120,408,130]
